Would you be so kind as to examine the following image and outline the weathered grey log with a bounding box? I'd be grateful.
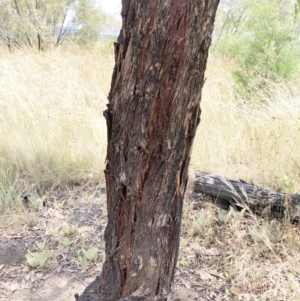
[191,170,300,221]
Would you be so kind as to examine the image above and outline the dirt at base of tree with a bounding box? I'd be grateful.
[0,183,299,301]
[0,275,93,301]
[0,184,227,301]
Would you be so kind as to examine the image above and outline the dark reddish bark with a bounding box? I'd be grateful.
[77,1,219,300]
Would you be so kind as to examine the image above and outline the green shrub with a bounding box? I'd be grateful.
[214,0,300,100]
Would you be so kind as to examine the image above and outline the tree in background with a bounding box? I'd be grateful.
[0,0,112,51]
[77,0,220,300]
[214,0,300,100]
[295,0,300,19]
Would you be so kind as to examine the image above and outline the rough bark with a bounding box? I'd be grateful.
[77,1,220,300]
[191,170,300,222]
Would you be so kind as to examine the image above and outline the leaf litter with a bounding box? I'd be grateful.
[0,185,299,300]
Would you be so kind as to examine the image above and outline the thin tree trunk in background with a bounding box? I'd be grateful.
[77,1,220,300]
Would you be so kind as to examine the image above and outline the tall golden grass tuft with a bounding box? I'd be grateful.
[0,49,114,209]
[192,56,300,191]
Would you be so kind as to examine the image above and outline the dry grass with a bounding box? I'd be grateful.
[0,48,114,210]
[0,48,299,299]
[0,49,299,209]
[179,201,300,300]
[192,57,300,191]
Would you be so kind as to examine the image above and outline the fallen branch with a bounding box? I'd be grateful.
[191,171,300,222]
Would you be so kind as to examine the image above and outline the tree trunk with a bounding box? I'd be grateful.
[77,1,220,300]
[191,171,300,222]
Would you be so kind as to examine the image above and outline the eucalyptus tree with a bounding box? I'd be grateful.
[0,0,108,51]
[77,0,220,300]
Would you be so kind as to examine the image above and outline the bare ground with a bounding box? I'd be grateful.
[0,183,299,301]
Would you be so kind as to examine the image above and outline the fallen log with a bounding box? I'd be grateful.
[191,170,300,222]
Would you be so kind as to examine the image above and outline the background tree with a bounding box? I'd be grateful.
[77,0,220,300]
[295,0,300,19]
[213,0,300,100]
[0,0,111,51]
